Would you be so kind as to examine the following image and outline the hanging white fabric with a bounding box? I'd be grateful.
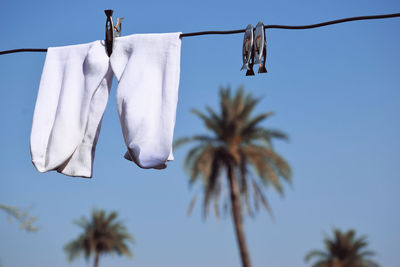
[30,33,182,178]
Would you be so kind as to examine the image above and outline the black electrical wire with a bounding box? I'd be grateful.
[0,48,48,54]
[1,12,399,55]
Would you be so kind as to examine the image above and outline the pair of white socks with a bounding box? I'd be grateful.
[30,33,181,178]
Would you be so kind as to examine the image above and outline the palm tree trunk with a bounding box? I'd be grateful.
[94,251,100,267]
[227,163,252,267]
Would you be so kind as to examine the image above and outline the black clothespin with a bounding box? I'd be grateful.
[254,22,267,73]
[104,10,124,56]
[241,24,255,76]
[104,10,114,57]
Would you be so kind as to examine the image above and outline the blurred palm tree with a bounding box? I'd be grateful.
[174,86,291,267]
[64,209,134,267]
[0,204,39,232]
[305,228,380,267]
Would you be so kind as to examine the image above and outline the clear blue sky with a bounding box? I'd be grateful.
[1,0,399,266]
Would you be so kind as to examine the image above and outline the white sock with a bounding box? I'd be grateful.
[110,33,181,169]
[31,33,182,177]
[30,41,111,178]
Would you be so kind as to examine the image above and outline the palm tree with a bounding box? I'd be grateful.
[305,228,380,267]
[174,86,291,267]
[64,209,134,267]
[0,204,39,232]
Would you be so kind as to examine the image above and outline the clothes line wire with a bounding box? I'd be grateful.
[1,12,399,55]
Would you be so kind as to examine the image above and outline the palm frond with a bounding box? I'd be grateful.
[241,112,275,137]
[251,179,273,218]
[203,152,223,218]
[247,128,289,145]
[232,87,245,117]
[183,144,206,172]
[353,235,368,250]
[258,146,292,182]
[359,251,376,257]
[187,192,199,216]
[238,157,253,217]
[310,260,330,267]
[213,193,220,221]
[74,216,90,229]
[205,106,222,128]
[191,109,222,136]
[238,95,260,122]
[0,204,39,232]
[64,238,84,262]
[104,211,118,226]
[242,145,285,194]
[219,86,232,123]
[362,259,380,267]
[173,135,217,150]
[114,241,133,258]
[265,129,289,141]
[304,250,329,262]
[181,144,212,185]
[188,146,216,186]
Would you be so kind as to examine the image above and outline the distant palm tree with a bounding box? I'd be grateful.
[64,209,134,267]
[174,86,291,267]
[305,228,379,267]
[0,204,39,232]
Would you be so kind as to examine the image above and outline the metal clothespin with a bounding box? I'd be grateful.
[254,22,267,73]
[104,10,124,57]
[241,24,255,76]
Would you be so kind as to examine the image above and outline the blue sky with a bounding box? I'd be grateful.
[0,0,399,266]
